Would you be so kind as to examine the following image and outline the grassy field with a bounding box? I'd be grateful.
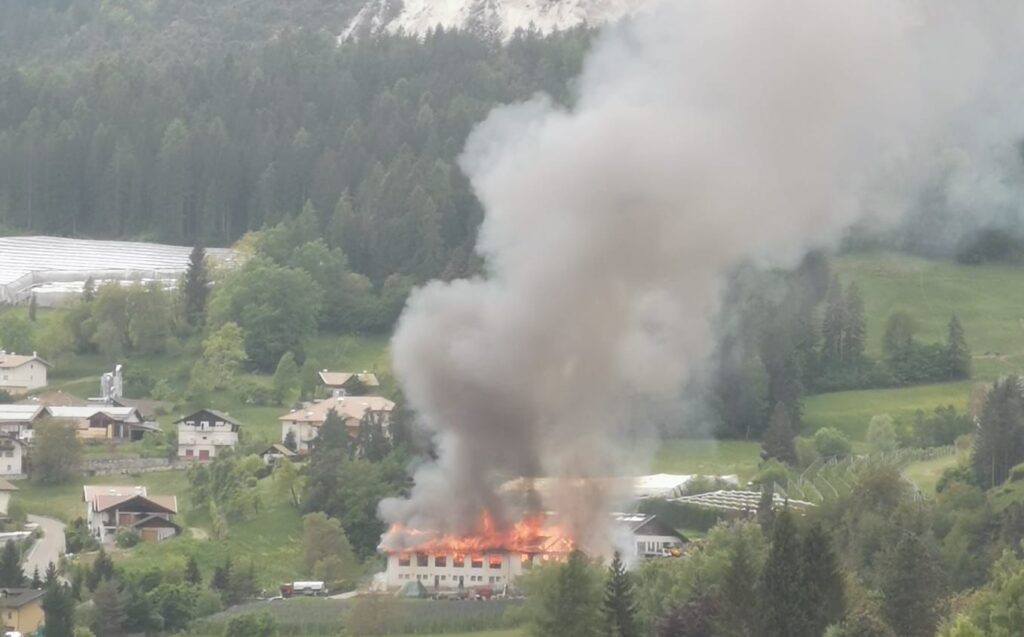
[903,454,960,495]
[803,381,972,440]
[12,471,192,522]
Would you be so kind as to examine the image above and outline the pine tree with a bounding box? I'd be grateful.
[801,521,845,635]
[91,578,127,636]
[82,277,95,302]
[183,244,209,327]
[760,508,810,637]
[761,402,797,465]
[880,533,943,637]
[534,550,602,637]
[31,566,42,589]
[314,408,351,456]
[843,282,866,364]
[42,580,75,637]
[283,430,298,452]
[945,314,971,380]
[602,551,638,637]
[972,377,1024,489]
[820,275,846,368]
[716,534,760,637]
[211,557,232,593]
[44,561,58,587]
[757,484,776,536]
[0,540,23,586]
[87,547,115,591]
[184,556,202,586]
[656,594,717,637]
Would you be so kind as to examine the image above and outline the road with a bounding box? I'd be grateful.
[24,515,65,578]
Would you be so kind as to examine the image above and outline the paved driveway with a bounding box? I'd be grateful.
[24,514,65,578]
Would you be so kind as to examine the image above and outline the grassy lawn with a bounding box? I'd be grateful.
[834,252,1024,379]
[803,381,972,440]
[903,453,960,495]
[12,471,192,523]
[652,440,761,482]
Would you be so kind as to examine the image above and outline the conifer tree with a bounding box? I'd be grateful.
[716,534,760,637]
[843,282,866,364]
[87,547,115,591]
[283,430,298,452]
[757,484,776,536]
[534,550,602,637]
[801,521,845,635]
[211,557,232,593]
[880,533,943,637]
[760,508,809,637]
[972,377,1024,489]
[82,277,95,302]
[602,551,638,637]
[184,556,202,586]
[42,580,75,637]
[30,566,42,589]
[183,244,209,327]
[314,408,351,456]
[91,578,128,636]
[762,402,798,465]
[945,314,971,379]
[820,275,846,368]
[0,540,23,586]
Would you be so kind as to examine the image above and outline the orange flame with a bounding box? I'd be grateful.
[381,510,575,556]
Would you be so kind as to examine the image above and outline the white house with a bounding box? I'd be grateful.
[0,437,26,477]
[279,395,395,452]
[318,371,380,396]
[175,409,241,461]
[0,352,50,394]
[82,485,180,543]
[0,479,17,516]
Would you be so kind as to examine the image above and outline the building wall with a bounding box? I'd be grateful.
[178,424,238,460]
[281,421,318,451]
[632,533,685,558]
[0,441,23,476]
[3,600,44,634]
[0,362,46,392]
[385,552,545,590]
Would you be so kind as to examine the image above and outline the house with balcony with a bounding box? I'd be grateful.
[279,395,394,452]
[82,485,180,543]
[175,409,241,462]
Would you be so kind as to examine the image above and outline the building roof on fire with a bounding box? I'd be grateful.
[279,395,395,425]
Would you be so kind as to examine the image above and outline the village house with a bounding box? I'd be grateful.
[382,513,686,592]
[0,588,45,635]
[48,405,160,441]
[0,351,50,394]
[260,443,298,465]
[318,371,380,396]
[176,409,241,461]
[82,485,180,543]
[0,437,26,477]
[279,395,395,452]
[0,405,47,441]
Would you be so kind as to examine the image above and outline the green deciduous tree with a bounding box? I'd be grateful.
[201,322,247,389]
[880,533,943,637]
[42,581,75,637]
[528,550,603,637]
[302,512,358,576]
[0,314,33,353]
[867,414,899,454]
[31,419,82,484]
[224,611,279,637]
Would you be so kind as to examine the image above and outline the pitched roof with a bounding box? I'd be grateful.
[0,353,50,369]
[0,479,18,492]
[0,405,46,423]
[130,514,182,531]
[174,409,242,427]
[278,395,395,425]
[263,444,296,457]
[83,484,146,503]
[318,371,380,388]
[92,493,177,515]
[48,406,142,422]
[0,588,44,608]
[111,397,173,419]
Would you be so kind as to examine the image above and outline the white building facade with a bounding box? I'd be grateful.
[0,353,49,394]
[279,396,394,452]
[0,437,26,476]
[176,409,240,461]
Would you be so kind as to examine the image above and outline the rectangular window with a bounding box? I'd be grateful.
[435,555,447,567]
[416,553,429,567]
[453,555,465,568]
[471,555,483,568]
[636,541,644,555]
[398,554,410,567]
[489,555,502,569]
[488,577,494,584]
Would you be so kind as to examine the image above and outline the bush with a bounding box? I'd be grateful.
[795,437,819,468]
[235,379,276,406]
[912,406,971,447]
[867,415,900,454]
[752,459,790,486]
[65,518,100,554]
[936,463,976,493]
[195,589,224,618]
[115,528,141,549]
[814,427,852,459]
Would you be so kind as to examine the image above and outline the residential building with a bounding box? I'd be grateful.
[82,485,180,543]
[0,479,17,516]
[48,405,160,441]
[176,409,241,461]
[279,395,395,452]
[0,588,45,635]
[0,352,50,394]
[613,513,688,559]
[0,405,47,441]
[0,438,26,477]
[318,371,380,396]
[260,443,298,465]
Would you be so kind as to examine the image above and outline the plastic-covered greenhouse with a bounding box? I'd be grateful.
[0,236,235,307]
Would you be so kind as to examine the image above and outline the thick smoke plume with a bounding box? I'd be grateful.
[382,0,1024,548]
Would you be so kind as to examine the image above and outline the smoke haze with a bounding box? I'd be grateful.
[381,0,1024,548]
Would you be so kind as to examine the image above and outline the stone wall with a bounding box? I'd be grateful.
[83,457,176,476]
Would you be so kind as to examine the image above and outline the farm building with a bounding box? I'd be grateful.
[0,236,234,307]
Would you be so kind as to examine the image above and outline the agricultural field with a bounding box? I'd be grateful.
[651,440,762,483]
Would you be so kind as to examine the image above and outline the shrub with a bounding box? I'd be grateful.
[814,427,852,459]
[115,528,142,549]
[752,459,790,487]
[867,415,899,454]
[796,437,819,468]
[195,589,224,618]
[235,379,276,406]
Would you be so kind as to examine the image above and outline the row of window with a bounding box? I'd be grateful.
[396,574,504,583]
[398,554,506,569]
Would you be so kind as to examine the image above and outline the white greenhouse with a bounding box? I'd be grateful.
[0,236,235,307]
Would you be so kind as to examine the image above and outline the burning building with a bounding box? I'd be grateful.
[380,511,684,591]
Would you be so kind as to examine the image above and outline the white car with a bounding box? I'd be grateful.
[5,631,23,637]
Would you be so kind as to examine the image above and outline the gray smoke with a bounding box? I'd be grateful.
[381,0,1024,548]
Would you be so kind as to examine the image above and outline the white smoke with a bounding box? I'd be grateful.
[381,0,1024,547]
